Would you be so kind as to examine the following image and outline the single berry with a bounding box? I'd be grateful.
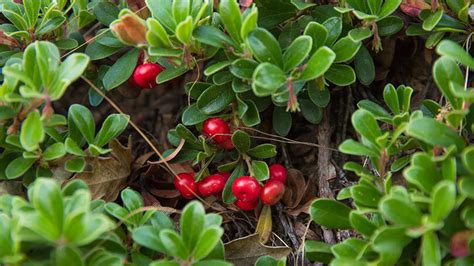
[234,199,259,211]
[202,118,232,144]
[198,174,226,197]
[269,164,287,183]
[218,138,235,150]
[132,63,164,89]
[174,173,198,199]
[451,230,474,257]
[232,176,261,202]
[260,180,285,205]
[217,172,231,182]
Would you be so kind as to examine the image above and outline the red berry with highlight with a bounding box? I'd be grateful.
[232,176,261,202]
[174,173,198,199]
[202,118,232,144]
[260,180,285,205]
[198,174,226,197]
[269,164,287,183]
[132,63,164,89]
[234,199,259,211]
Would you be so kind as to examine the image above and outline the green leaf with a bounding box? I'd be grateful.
[372,227,411,264]
[193,25,236,48]
[349,211,377,238]
[182,104,208,126]
[252,63,287,95]
[197,84,234,115]
[351,110,382,147]
[339,139,379,157]
[308,81,330,108]
[423,10,443,31]
[241,7,258,39]
[406,118,465,151]
[310,199,352,229]
[242,100,261,126]
[172,0,190,23]
[248,144,277,159]
[378,16,404,36]
[325,64,356,86]
[160,229,189,260]
[378,0,402,19]
[305,241,334,264]
[379,197,423,227]
[348,27,372,42]
[354,45,375,86]
[252,160,270,181]
[299,46,335,81]
[103,48,139,91]
[231,130,251,153]
[65,158,86,173]
[430,180,456,222]
[300,98,323,124]
[133,226,166,253]
[94,114,129,147]
[422,231,441,266]
[93,2,119,26]
[323,17,342,46]
[331,37,362,63]
[20,111,44,151]
[6,157,36,179]
[304,22,328,51]
[24,0,40,28]
[273,107,292,136]
[65,138,86,157]
[193,226,224,260]
[176,16,193,44]
[204,61,232,76]
[69,104,95,144]
[219,0,243,43]
[247,28,283,67]
[31,178,64,236]
[437,40,474,69]
[230,59,258,80]
[53,246,83,266]
[462,147,474,174]
[283,35,312,71]
[222,163,245,204]
[157,65,188,83]
[181,201,205,250]
[43,143,66,161]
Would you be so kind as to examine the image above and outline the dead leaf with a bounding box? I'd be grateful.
[282,169,306,209]
[285,199,314,217]
[255,205,272,244]
[224,234,291,265]
[72,138,132,201]
[0,180,23,196]
[400,0,430,17]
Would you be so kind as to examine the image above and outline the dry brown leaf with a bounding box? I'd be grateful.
[282,169,306,209]
[224,234,291,265]
[148,139,186,164]
[72,138,132,201]
[255,205,272,244]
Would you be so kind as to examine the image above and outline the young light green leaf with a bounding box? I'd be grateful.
[299,46,335,81]
[20,111,44,151]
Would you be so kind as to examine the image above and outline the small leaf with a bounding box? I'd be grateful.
[43,143,66,161]
[94,114,129,147]
[310,199,352,229]
[197,85,234,115]
[423,10,443,31]
[430,180,456,222]
[331,37,362,63]
[325,64,356,86]
[299,46,335,81]
[219,0,243,43]
[283,35,312,71]
[103,48,139,90]
[247,28,283,67]
[231,130,251,154]
[69,104,95,144]
[65,158,86,173]
[176,16,193,44]
[354,45,375,86]
[193,226,224,260]
[6,157,36,179]
[20,111,44,151]
[252,63,287,95]
[273,107,292,136]
[181,201,205,250]
[248,144,277,159]
[379,197,423,227]
[160,229,189,260]
[252,160,270,181]
[406,118,465,151]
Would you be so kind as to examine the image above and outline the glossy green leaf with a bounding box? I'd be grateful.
[310,199,352,229]
[103,48,139,90]
[219,0,242,43]
[283,36,312,71]
[20,111,44,151]
[299,46,335,81]
[325,64,356,86]
[406,118,465,151]
[231,130,251,153]
[331,37,362,63]
[197,85,234,115]
[252,63,287,95]
[247,28,283,67]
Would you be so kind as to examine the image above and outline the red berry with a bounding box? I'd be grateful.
[202,118,232,144]
[260,180,285,205]
[217,172,231,182]
[234,199,259,211]
[269,164,287,183]
[132,63,164,89]
[232,176,261,202]
[451,231,474,257]
[198,174,226,197]
[218,138,235,150]
[174,173,198,199]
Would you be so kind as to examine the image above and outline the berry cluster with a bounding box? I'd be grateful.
[231,164,286,210]
[173,164,286,211]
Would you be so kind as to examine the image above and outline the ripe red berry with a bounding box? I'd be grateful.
[269,164,287,183]
[218,138,235,150]
[260,180,285,205]
[451,231,474,257]
[132,63,164,89]
[202,118,232,144]
[174,173,198,199]
[198,174,226,197]
[234,199,259,211]
[217,172,231,182]
[232,176,261,202]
